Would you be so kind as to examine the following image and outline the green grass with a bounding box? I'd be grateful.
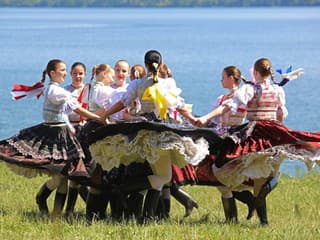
[0,163,319,240]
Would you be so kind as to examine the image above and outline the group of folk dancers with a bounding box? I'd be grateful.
[0,50,319,226]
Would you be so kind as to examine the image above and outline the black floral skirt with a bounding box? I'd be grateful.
[0,122,91,179]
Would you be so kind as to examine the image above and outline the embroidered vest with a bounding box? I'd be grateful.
[246,84,279,121]
[88,81,103,113]
[64,84,83,123]
[219,95,246,127]
[42,87,68,123]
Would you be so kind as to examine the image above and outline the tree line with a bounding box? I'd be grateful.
[0,0,320,7]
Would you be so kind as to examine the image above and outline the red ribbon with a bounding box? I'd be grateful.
[11,81,45,100]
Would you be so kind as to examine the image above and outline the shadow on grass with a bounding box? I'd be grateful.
[0,207,8,216]
[18,210,261,229]
[175,213,261,229]
[21,210,88,225]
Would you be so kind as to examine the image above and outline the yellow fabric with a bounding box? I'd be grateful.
[142,84,168,119]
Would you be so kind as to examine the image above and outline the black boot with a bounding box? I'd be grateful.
[255,176,278,208]
[65,187,79,218]
[163,198,171,218]
[232,190,255,220]
[115,175,152,209]
[98,190,110,220]
[110,193,125,221]
[156,196,170,220]
[256,197,268,226]
[142,189,161,223]
[171,186,199,218]
[221,197,238,223]
[52,192,67,219]
[36,183,53,216]
[126,192,144,219]
[86,192,103,223]
[155,194,166,220]
[78,185,89,203]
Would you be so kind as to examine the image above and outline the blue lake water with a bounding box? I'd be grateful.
[0,7,319,176]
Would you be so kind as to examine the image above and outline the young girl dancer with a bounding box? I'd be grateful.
[63,62,90,218]
[206,65,254,223]
[76,63,116,221]
[195,58,320,225]
[89,50,214,222]
[0,59,102,218]
[169,66,254,222]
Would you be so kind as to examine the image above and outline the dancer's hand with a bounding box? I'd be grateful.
[198,116,210,127]
[192,117,207,127]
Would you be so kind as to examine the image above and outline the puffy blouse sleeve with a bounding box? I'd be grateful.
[121,79,140,107]
[155,78,185,110]
[92,86,115,108]
[223,84,254,114]
[211,84,254,115]
[275,85,288,119]
[47,85,81,113]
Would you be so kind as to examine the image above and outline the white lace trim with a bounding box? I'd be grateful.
[89,129,209,171]
[213,144,320,188]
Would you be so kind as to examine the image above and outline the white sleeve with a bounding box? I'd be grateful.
[218,85,254,115]
[166,77,177,91]
[92,87,114,108]
[277,85,286,107]
[47,85,80,111]
[103,90,125,110]
[276,86,288,119]
[121,80,140,107]
[235,84,255,106]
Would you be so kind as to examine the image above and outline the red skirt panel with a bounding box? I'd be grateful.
[212,120,320,188]
[216,120,320,167]
[172,164,197,186]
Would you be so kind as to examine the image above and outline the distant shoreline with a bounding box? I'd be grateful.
[1,6,320,8]
[0,0,320,8]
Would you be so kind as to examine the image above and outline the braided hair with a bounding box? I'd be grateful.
[254,58,276,83]
[144,50,162,83]
[41,59,64,82]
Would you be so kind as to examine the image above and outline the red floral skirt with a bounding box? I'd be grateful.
[212,120,320,188]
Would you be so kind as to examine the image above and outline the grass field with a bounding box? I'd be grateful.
[0,164,319,240]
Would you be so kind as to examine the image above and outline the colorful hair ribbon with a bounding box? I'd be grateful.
[11,81,45,100]
[276,66,304,86]
[142,84,168,119]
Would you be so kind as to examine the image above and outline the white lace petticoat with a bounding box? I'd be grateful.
[89,129,209,171]
[212,144,320,188]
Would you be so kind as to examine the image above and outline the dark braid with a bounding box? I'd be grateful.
[144,50,162,83]
[90,65,97,82]
[241,76,255,85]
[40,70,47,83]
[270,67,277,84]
